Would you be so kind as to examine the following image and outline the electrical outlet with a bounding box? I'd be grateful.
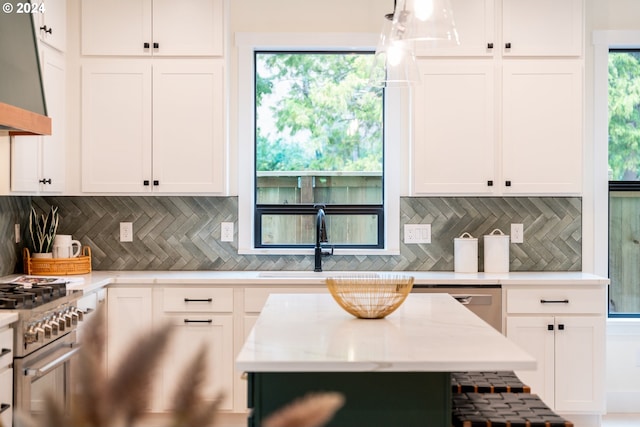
[511,223,524,243]
[14,224,20,243]
[120,222,133,242]
[221,222,234,242]
[404,224,431,244]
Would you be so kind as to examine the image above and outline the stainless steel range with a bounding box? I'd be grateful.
[0,280,84,423]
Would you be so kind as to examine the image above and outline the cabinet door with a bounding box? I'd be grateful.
[82,62,152,193]
[506,316,555,408]
[414,0,495,57]
[554,316,605,412]
[81,0,152,56]
[152,60,225,193]
[0,367,12,427]
[502,0,583,56]
[160,315,233,411]
[152,0,224,56]
[501,60,582,194]
[11,46,65,193]
[106,288,153,380]
[81,0,223,56]
[413,59,496,194]
[37,0,66,52]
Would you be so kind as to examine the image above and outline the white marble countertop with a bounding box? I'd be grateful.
[0,312,18,328]
[236,293,537,373]
[1,270,609,296]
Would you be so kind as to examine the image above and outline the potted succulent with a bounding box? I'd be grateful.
[27,205,59,258]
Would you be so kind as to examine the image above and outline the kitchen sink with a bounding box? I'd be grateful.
[257,271,367,279]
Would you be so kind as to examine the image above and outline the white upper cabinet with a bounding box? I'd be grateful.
[11,46,66,193]
[502,0,584,57]
[81,0,224,56]
[35,0,66,52]
[415,0,583,57]
[413,59,496,194]
[501,60,583,194]
[412,0,584,196]
[414,0,495,57]
[81,60,225,194]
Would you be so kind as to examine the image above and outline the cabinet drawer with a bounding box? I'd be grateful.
[0,328,13,367]
[506,288,605,314]
[163,287,233,313]
[244,287,326,313]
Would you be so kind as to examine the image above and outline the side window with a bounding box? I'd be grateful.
[254,51,385,249]
[608,49,640,317]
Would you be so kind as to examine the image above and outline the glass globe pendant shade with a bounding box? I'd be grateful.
[368,17,421,88]
[391,0,459,46]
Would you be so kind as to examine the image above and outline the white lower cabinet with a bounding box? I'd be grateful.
[157,287,234,411]
[0,325,14,427]
[106,287,154,409]
[504,286,606,413]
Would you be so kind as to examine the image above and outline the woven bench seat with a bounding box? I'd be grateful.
[452,392,574,427]
[451,371,532,394]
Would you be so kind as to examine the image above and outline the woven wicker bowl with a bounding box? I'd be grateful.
[326,274,415,319]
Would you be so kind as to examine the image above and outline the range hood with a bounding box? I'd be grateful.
[0,2,52,136]
[0,102,51,136]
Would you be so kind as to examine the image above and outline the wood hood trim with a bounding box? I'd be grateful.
[0,101,51,136]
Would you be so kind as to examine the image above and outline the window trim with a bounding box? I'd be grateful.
[236,32,402,256]
[593,31,640,319]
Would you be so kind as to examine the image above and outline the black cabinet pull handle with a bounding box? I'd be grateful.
[540,299,569,304]
[0,348,10,357]
[40,25,52,34]
[0,403,10,414]
[505,42,512,49]
[153,180,159,186]
[184,298,213,303]
[184,319,213,324]
[144,42,150,48]
[558,324,565,330]
[143,180,150,186]
[153,42,159,49]
[487,42,493,49]
[505,180,511,187]
[487,180,493,187]
[39,178,52,184]
[547,324,554,331]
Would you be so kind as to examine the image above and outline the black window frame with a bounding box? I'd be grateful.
[253,50,386,250]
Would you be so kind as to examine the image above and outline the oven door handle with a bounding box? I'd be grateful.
[24,345,81,377]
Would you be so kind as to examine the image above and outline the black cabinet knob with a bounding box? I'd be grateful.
[143,180,150,186]
[40,26,52,34]
[487,180,493,187]
[505,42,512,49]
[558,324,565,331]
[153,180,159,186]
[39,178,52,184]
[487,42,494,49]
[144,42,150,48]
[547,324,554,331]
[153,42,159,49]
[505,180,512,187]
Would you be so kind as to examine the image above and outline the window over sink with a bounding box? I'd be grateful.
[254,51,384,249]
[236,33,403,256]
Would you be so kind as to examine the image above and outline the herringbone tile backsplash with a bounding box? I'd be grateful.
[0,196,581,274]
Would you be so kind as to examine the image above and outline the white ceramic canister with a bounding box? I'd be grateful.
[483,228,510,273]
[454,232,478,273]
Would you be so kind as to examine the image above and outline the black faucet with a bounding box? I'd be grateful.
[314,205,333,272]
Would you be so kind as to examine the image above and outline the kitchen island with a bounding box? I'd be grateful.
[236,293,536,427]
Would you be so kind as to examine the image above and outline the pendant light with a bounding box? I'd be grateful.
[368,5,421,88]
[390,0,459,46]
